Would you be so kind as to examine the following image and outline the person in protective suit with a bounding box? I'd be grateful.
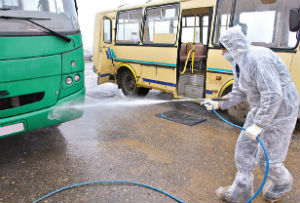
[202,26,299,202]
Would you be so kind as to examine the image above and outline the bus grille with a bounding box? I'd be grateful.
[0,92,45,110]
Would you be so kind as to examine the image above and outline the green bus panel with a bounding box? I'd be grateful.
[0,34,85,138]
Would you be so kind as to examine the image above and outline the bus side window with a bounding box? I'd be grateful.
[116,9,143,45]
[143,4,179,45]
[233,0,298,49]
[103,17,112,43]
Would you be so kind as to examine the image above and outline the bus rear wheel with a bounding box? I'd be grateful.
[120,70,149,97]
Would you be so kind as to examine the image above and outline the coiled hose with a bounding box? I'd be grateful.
[32,110,269,203]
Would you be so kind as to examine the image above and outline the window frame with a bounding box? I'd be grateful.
[103,16,112,44]
[212,0,235,47]
[232,0,299,51]
[142,3,180,47]
[212,0,299,51]
[115,8,143,45]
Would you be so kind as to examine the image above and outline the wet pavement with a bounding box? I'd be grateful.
[0,62,299,203]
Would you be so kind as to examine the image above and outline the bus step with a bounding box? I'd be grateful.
[184,85,204,98]
[178,74,205,98]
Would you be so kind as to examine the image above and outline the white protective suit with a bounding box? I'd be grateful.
[217,27,299,202]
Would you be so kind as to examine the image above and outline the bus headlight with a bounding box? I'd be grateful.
[74,74,81,82]
[65,77,73,85]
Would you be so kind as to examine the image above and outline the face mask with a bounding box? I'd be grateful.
[224,51,234,62]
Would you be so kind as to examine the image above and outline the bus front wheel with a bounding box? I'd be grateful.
[227,101,249,125]
[120,70,149,97]
[221,84,249,125]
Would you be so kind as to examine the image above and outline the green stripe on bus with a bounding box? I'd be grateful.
[114,58,176,67]
[207,67,233,73]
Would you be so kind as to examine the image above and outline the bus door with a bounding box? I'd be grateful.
[96,15,114,84]
[178,7,212,98]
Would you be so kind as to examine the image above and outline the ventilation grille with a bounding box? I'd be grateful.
[0,92,45,110]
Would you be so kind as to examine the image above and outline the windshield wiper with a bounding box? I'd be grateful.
[0,15,71,42]
[0,8,11,10]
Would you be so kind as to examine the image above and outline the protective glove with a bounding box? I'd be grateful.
[201,99,220,111]
[245,124,263,141]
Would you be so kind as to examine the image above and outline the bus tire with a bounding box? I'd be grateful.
[120,70,149,97]
[137,87,150,96]
[227,101,249,125]
[221,84,249,125]
[50,124,61,128]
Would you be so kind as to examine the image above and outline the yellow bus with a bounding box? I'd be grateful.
[93,0,300,124]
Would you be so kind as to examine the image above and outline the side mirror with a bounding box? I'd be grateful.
[289,8,300,32]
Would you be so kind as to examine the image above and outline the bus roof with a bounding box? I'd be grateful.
[97,0,216,15]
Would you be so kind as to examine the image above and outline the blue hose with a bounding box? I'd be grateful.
[212,109,269,203]
[32,180,185,203]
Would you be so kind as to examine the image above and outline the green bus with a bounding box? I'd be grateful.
[0,0,85,138]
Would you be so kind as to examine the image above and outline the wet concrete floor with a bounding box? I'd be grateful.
[0,62,299,203]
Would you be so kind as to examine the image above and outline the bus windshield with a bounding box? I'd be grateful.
[214,0,299,49]
[0,0,79,35]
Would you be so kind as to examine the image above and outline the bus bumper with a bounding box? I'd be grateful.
[0,87,85,138]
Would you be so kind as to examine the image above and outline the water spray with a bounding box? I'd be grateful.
[34,98,269,203]
[52,97,227,111]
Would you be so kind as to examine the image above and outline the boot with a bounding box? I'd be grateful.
[215,172,254,202]
[263,179,292,202]
[216,185,253,203]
